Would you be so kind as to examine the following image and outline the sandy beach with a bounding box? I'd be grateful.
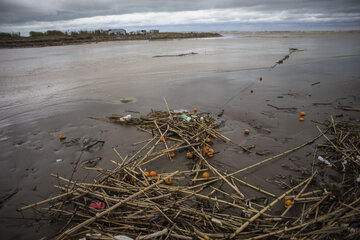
[0,31,360,239]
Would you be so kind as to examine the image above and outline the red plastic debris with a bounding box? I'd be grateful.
[89,202,105,209]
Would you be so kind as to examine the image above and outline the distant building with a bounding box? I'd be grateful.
[136,30,146,35]
[108,29,127,35]
[149,29,159,33]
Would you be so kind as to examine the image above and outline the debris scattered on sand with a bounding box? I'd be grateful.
[153,52,198,58]
[271,47,304,69]
[84,140,105,151]
[82,157,102,168]
[18,103,360,240]
[312,102,332,106]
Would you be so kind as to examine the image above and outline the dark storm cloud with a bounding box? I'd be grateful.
[1,0,359,24]
[0,0,359,33]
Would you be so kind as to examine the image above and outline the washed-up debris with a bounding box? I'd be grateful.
[312,102,332,106]
[312,81,321,86]
[18,103,359,239]
[82,157,102,167]
[317,156,331,166]
[217,109,224,117]
[271,48,304,69]
[153,52,198,58]
[89,202,105,210]
[83,140,105,151]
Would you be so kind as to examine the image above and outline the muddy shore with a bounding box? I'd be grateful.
[0,32,360,239]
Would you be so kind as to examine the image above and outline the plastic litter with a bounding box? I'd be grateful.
[173,109,188,113]
[89,202,105,209]
[341,160,348,172]
[318,156,331,166]
[56,159,63,163]
[114,235,134,240]
[211,217,223,226]
[120,114,132,122]
[181,114,192,122]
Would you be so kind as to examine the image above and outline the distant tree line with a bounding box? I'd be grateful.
[0,30,111,39]
[0,32,21,39]
[29,30,109,37]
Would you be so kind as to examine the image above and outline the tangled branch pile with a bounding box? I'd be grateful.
[18,108,360,239]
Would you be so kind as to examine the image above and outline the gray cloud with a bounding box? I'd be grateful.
[1,0,360,24]
[0,0,359,33]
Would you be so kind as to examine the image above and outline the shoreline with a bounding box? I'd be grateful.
[0,31,359,239]
[0,32,222,49]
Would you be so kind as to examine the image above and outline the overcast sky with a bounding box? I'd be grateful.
[1,0,359,34]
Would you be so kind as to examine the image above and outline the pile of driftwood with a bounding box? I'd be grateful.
[18,101,359,239]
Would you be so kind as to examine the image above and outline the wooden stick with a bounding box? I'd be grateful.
[128,135,158,164]
[218,169,276,198]
[148,142,199,156]
[231,133,323,176]
[198,122,251,153]
[317,125,356,164]
[138,228,168,239]
[133,133,167,169]
[176,188,263,214]
[189,132,323,191]
[17,190,77,211]
[154,120,171,159]
[243,197,360,240]
[292,194,329,225]
[132,138,153,146]
[230,175,314,238]
[112,147,125,162]
[180,133,245,199]
[281,171,317,216]
[55,171,179,240]
[163,96,173,121]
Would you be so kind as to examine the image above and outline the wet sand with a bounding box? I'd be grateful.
[0,32,360,239]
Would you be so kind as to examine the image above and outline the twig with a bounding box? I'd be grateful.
[56,171,179,240]
[17,190,77,211]
[230,175,314,238]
